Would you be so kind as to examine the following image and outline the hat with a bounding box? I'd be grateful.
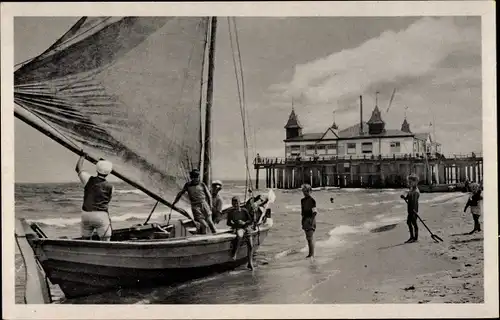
[469,182,480,193]
[96,160,113,175]
[301,184,312,192]
[408,174,419,182]
[212,180,223,187]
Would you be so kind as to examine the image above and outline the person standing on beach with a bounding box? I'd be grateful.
[173,169,217,234]
[463,182,483,234]
[400,174,420,243]
[75,153,114,241]
[226,196,254,270]
[301,184,318,258]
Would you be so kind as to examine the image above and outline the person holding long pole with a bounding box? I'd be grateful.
[75,152,114,241]
[400,174,420,243]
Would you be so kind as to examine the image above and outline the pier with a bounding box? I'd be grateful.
[253,153,483,189]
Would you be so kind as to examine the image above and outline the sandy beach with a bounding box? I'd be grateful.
[305,191,484,304]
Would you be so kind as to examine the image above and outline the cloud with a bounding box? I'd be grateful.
[264,17,482,157]
[274,17,480,106]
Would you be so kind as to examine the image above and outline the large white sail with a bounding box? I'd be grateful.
[14,17,212,217]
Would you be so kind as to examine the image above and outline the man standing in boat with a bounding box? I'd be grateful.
[75,153,114,241]
[172,169,217,234]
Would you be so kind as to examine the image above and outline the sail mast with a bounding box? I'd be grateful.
[202,17,217,186]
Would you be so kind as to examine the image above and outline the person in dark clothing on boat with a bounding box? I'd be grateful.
[245,190,269,226]
[173,169,217,234]
[226,196,254,270]
[301,184,317,259]
[400,174,420,243]
[211,180,224,224]
[76,153,114,241]
[464,182,483,234]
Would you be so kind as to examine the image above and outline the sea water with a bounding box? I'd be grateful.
[13,181,468,304]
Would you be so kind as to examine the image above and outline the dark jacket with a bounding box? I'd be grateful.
[82,176,113,212]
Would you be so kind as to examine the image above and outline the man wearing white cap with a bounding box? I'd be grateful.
[211,180,224,223]
[75,153,114,241]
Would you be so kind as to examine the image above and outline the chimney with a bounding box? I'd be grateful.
[359,95,363,135]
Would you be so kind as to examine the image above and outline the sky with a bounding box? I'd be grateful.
[13,16,482,183]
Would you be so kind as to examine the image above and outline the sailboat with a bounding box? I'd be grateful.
[14,17,275,302]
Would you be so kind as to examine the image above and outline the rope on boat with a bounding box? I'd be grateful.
[228,17,253,202]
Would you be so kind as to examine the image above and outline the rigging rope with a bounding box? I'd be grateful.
[227,17,253,202]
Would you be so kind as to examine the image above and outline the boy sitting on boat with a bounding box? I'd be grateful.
[226,196,255,270]
[245,189,269,226]
[173,169,217,234]
[75,153,114,241]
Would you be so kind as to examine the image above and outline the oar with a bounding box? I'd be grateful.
[143,201,159,225]
[402,198,443,243]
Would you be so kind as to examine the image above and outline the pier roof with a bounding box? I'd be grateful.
[284,108,302,129]
[338,128,414,139]
[284,132,324,142]
[284,125,414,142]
[414,133,430,141]
[367,105,385,124]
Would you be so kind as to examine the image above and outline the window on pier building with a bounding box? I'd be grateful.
[290,145,301,156]
[305,145,316,155]
[343,162,350,173]
[361,142,373,154]
[326,144,337,155]
[390,141,401,153]
[347,143,357,154]
[316,145,326,155]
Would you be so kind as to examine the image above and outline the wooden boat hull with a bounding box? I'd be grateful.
[24,218,273,299]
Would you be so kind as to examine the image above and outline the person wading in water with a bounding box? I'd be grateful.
[173,169,217,234]
[301,184,318,258]
[76,153,114,241]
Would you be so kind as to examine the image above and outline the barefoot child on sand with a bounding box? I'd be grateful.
[463,182,483,234]
[400,174,420,243]
[301,184,317,258]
